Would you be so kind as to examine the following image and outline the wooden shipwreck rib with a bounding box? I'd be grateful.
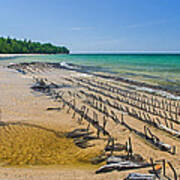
[80,89,180,139]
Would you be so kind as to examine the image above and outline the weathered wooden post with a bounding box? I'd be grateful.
[111,138,115,156]
[147,114,151,122]
[170,121,174,130]
[128,137,133,157]
[103,115,107,136]
[140,101,143,110]
[67,90,72,97]
[112,111,120,124]
[159,110,162,118]
[139,111,142,120]
[151,96,153,106]
[85,108,89,119]
[164,111,168,119]
[103,105,109,117]
[99,96,103,102]
[92,98,95,106]
[87,122,90,131]
[62,101,66,109]
[114,101,118,109]
[93,111,100,137]
[78,105,86,124]
[172,146,176,155]
[175,106,178,121]
[164,118,169,128]
[99,102,103,112]
[142,112,146,121]
[162,159,166,177]
[162,100,165,109]
[168,161,178,180]
[169,101,172,113]
[106,99,111,106]
[67,99,75,114]
[72,111,76,119]
[121,112,124,124]
[150,158,158,178]
[156,118,161,125]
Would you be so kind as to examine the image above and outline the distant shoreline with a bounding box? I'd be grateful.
[1,53,180,58]
[0,37,70,55]
[71,51,180,55]
[0,54,42,58]
[0,54,68,58]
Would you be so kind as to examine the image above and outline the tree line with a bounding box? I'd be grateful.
[0,37,70,54]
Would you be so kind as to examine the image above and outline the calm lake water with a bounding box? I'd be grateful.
[1,54,180,88]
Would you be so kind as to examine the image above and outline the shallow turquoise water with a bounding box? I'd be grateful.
[1,54,180,86]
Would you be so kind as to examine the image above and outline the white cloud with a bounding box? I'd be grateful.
[70,27,94,31]
[71,27,82,31]
[121,19,172,29]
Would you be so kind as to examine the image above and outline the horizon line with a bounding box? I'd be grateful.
[71,50,180,54]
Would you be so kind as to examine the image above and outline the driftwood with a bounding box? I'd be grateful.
[66,129,93,138]
[66,128,96,148]
[144,126,175,153]
[106,154,143,164]
[107,154,144,165]
[106,156,124,164]
[73,138,94,148]
[46,107,61,111]
[95,161,151,174]
[125,173,156,180]
[168,161,178,180]
[158,124,180,137]
[91,154,107,164]
[150,158,178,180]
[31,78,59,92]
[122,120,175,154]
[105,143,126,152]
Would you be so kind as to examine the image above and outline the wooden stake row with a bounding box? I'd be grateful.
[74,77,179,115]
[80,90,180,138]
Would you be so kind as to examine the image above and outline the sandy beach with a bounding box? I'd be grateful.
[0,54,45,58]
[0,62,180,179]
[1,0,180,178]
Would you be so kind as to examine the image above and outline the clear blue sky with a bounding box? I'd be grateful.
[0,0,180,52]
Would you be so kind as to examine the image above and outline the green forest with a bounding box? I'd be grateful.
[0,37,70,54]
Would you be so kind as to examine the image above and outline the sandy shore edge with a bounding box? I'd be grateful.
[0,54,48,58]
